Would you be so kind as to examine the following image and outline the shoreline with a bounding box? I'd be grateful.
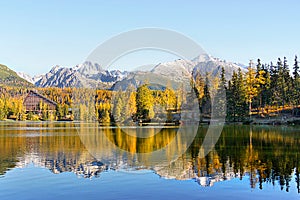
[1,118,300,127]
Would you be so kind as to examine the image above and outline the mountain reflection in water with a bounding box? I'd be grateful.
[0,122,300,193]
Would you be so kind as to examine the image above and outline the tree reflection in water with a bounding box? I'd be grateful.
[0,122,300,192]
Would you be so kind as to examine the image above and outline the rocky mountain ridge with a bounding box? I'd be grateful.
[9,54,246,89]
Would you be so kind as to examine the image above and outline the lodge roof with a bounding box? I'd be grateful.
[24,90,58,106]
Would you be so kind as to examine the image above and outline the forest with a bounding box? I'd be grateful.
[0,56,299,123]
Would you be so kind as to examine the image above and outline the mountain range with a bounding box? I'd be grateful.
[111,54,245,90]
[8,54,246,89]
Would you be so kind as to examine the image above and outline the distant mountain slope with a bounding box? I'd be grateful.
[35,61,128,88]
[112,54,246,90]
[16,72,34,84]
[0,64,33,87]
[110,71,179,91]
[151,54,245,81]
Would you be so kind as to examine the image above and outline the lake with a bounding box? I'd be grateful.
[0,122,299,200]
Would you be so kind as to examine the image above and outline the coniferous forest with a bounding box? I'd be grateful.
[0,56,300,124]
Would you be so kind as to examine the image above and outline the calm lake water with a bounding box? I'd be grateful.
[0,122,300,200]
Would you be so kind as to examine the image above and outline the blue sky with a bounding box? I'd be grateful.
[0,0,299,75]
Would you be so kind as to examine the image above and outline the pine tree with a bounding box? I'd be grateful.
[214,67,227,119]
[236,68,248,120]
[202,72,211,116]
[283,57,293,107]
[261,63,271,110]
[293,55,300,114]
[277,58,286,107]
[227,69,247,121]
[220,66,227,90]
[227,71,238,121]
[256,58,262,73]
[293,55,299,80]
[269,61,280,108]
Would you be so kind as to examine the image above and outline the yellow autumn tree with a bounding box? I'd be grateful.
[245,60,265,117]
[136,84,154,121]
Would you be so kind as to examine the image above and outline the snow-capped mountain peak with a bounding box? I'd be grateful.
[191,53,214,63]
[50,65,62,74]
[16,72,35,84]
[18,54,246,89]
[77,61,102,75]
[34,61,128,88]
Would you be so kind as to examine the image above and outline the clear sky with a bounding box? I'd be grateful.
[0,0,299,75]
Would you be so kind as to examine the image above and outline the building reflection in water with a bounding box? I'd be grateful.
[0,122,300,192]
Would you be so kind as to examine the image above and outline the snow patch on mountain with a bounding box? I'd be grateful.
[34,61,129,88]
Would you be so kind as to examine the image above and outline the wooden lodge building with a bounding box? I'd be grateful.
[23,90,57,113]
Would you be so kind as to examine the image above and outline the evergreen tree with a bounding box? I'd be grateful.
[269,61,280,108]
[261,63,271,110]
[277,58,286,107]
[236,68,248,120]
[283,57,293,107]
[293,55,300,114]
[227,69,247,121]
[293,55,299,80]
[213,67,227,119]
[227,71,237,121]
[202,72,211,116]
[220,66,227,90]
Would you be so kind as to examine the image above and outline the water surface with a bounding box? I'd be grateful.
[0,122,299,200]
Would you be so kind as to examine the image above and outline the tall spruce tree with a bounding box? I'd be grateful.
[227,71,238,121]
[261,63,271,110]
[293,55,300,113]
[255,59,265,112]
[293,55,299,80]
[227,68,247,122]
[283,57,293,107]
[277,58,286,107]
[202,72,211,116]
[220,66,227,90]
[237,68,248,120]
[214,67,227,118]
